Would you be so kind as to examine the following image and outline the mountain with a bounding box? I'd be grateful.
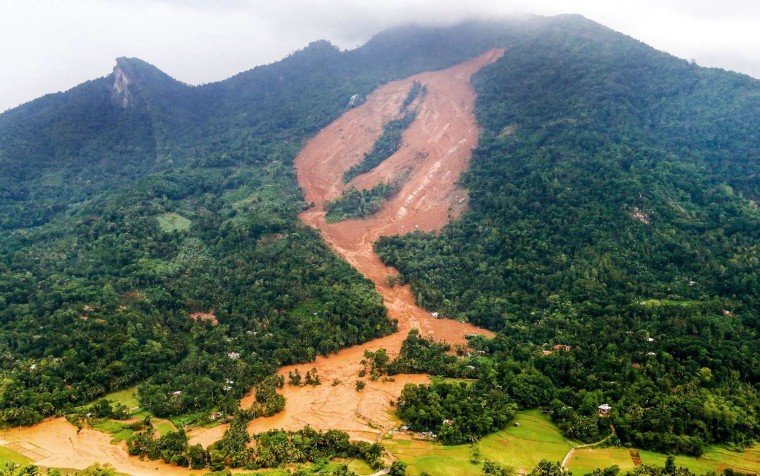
[0,19,519,230]
[0,15,534,427]
[376,15,760,454]
[0,13,758,467]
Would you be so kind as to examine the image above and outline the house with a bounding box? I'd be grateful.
[598,403,612,417]
[543,344,571,356]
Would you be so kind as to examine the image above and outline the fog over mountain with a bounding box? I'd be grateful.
[1,0,758,112]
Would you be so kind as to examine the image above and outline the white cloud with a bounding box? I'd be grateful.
[0,0,757,112]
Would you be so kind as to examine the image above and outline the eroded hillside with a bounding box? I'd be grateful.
[244,48,504,440]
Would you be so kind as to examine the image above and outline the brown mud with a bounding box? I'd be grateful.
[0,418,191,475]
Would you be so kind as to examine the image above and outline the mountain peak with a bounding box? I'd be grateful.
[110,57,184,108]
[111,58,137,107]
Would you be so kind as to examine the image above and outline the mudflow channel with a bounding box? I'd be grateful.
[242,48,505,442]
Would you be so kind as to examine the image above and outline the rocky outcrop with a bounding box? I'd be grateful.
[111,59,134,108]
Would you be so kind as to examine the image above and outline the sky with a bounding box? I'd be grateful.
[1,0,758,113]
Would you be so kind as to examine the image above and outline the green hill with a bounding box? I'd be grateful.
[376,15,760,455]
[0,16,530,426]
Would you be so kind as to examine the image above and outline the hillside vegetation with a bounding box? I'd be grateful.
[0,21,522,426]
[0,14,540,425]
[376,16,760,455]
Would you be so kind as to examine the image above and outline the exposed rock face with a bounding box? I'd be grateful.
[111,59,133,108]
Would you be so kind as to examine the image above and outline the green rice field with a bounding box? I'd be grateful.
[385,409,574,476]
[0,446,31,466]
[385,409,760,476]
[567,445,760,475]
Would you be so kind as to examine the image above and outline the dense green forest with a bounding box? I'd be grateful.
[376,17,760,455]
[0,151,393,424]
[325,181,402,222]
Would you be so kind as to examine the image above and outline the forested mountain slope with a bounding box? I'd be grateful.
[376,16,760,454]
[0,12,758,461]
[0,18,527,426]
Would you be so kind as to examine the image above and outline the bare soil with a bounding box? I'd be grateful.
[0,418,191,476]
[3,49,503,473]
[188,311,218,325]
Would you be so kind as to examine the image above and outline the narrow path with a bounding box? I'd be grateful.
[561,425,617,468]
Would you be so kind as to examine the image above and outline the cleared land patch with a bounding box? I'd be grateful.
[156,212,191,232]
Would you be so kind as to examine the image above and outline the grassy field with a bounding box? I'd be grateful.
[103,387,141,412]
[0,446,31,466]
[478,410,574,470]
[90,419,135,443]
[698,445,760,474]
[156,212,192,232]
[385,409,760,475]
[154,419,177,436]
[101,386,151,419]
[385,409,574,476]
[566,445,760,475]
[91,387,177,442]
[384,438,477,476]
[567,448,640,475]
[343,458,376,475]
[90,416,177,444]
